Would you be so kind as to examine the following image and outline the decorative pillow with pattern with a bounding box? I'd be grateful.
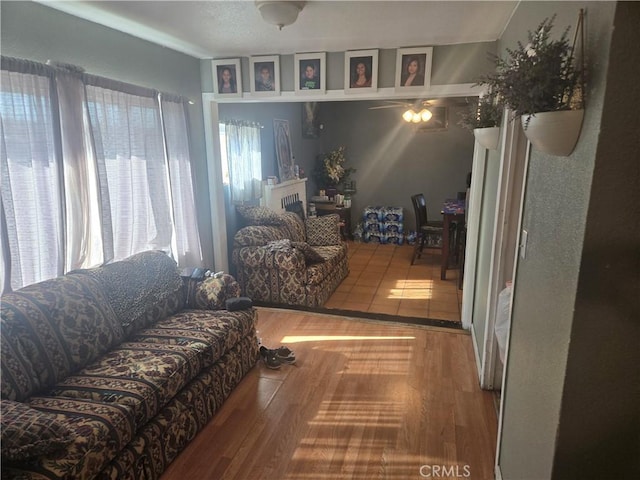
[1,399,73,461]
[292,242,326,264]
[305,214,341,246]
[236,205,284,226]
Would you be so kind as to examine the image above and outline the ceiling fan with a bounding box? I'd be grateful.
[369,99,437,123]
[368,99,433,111]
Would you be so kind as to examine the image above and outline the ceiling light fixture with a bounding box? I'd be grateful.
[403,108,433,123]
[256,1,305,30]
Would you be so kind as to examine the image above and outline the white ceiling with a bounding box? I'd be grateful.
[39,1,519,59]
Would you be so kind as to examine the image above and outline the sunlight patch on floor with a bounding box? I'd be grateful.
[281,335,416,343]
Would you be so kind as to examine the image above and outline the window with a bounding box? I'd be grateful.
[0,58,202,291]
[219,120,262,204]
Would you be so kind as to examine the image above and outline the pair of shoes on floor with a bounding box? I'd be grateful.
[259,345,296,370]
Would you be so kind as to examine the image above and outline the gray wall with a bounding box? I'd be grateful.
[220,100,473,234]
[0,1,214,265]
[201,42,496,93]
[498,2,640,479]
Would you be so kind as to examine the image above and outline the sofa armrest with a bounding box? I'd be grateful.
[305,214,342,246]
[187,274,242,310]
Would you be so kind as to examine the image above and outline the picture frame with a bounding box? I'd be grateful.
[273,119,295,181]
[249,55,280,96]
[212,58,242,98]
[415,107,448,132]
[395,46,433,92]
[294,52,326,94]
[344,49,378,94]
[302,102,320,139]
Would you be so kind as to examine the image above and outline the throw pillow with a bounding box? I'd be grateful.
[236,205,284,226]
[1,399,73,461]
[292,242,326,264]
[305,215,341,246]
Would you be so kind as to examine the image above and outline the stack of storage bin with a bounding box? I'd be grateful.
[362,206,404,244]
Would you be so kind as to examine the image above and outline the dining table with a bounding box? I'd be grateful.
[441,199,466,280]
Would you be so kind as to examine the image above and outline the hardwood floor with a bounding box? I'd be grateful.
[160,308,497,480]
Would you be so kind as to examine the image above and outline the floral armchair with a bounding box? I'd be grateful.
[231,206,349,307]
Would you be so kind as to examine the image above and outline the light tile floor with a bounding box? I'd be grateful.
[324,241,462,322]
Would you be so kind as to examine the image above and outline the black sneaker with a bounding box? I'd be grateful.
[259,346,281,369]
[273,346,296,365]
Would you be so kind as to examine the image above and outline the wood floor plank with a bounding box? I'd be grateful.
[160,308,497,480]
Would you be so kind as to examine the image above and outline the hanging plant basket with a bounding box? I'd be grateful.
[473,127,501,150]
[522,109,584,157]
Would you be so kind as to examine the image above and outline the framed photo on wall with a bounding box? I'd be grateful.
[273,119,295,181]
[250,55,280,96]
[344,49,378,94]
[395,47,433,92]
[212,58,242,98]
[294,52,326,94]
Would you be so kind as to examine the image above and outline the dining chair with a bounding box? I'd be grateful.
[411,193,445,265]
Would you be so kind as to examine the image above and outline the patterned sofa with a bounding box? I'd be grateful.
[0,251,259,480]
[232,206,349,307]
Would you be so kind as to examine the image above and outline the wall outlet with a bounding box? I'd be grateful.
[520,229,528,259]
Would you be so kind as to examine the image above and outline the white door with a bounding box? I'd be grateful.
[462,112,528,389]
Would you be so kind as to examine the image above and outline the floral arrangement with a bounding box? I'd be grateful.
[312,146,355,188]
[478,15,583,127]
[458,92,503,130]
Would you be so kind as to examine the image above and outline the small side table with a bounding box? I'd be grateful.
[315,202,352,240]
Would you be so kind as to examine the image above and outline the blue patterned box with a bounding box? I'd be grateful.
[384,232,404,245]
[381,206,403,222]
[382,221,404,234]
[363,206,383,222]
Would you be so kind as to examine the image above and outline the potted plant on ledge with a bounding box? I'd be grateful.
[479,14,585,156]
[458,92,503,150]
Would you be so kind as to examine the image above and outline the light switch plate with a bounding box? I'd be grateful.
[520,229,528,259]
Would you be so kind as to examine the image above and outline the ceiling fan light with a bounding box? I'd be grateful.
[402,109,414,122]
[256,1,304,30]
[411,112,422,123]
[420,108,433,122]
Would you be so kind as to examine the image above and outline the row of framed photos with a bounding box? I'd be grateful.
[212,47,433,98]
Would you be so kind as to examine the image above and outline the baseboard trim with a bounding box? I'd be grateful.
[253,302,464,331]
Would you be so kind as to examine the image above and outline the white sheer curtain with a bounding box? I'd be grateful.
[0,65,64,292]
[224,120,262,204]
[1,57,203,291]
[161,97,202,266]
[55,71,104,271]
[86,85,173,262]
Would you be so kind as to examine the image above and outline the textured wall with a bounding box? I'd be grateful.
[497,2,620,479]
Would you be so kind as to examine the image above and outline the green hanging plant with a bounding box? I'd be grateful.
[458,92,503,130]
[478,15,583,128]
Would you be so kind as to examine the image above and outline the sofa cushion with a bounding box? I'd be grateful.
[1,396,135,480]
[47,308,256,431]
[1,274,123,401]
[306,244,348,285]
[292,241,326,264]
[48,340,206,430]
[76,250,185,335]
[1,399,73,461]
[134,309,257,369]
[305,214,341,245]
